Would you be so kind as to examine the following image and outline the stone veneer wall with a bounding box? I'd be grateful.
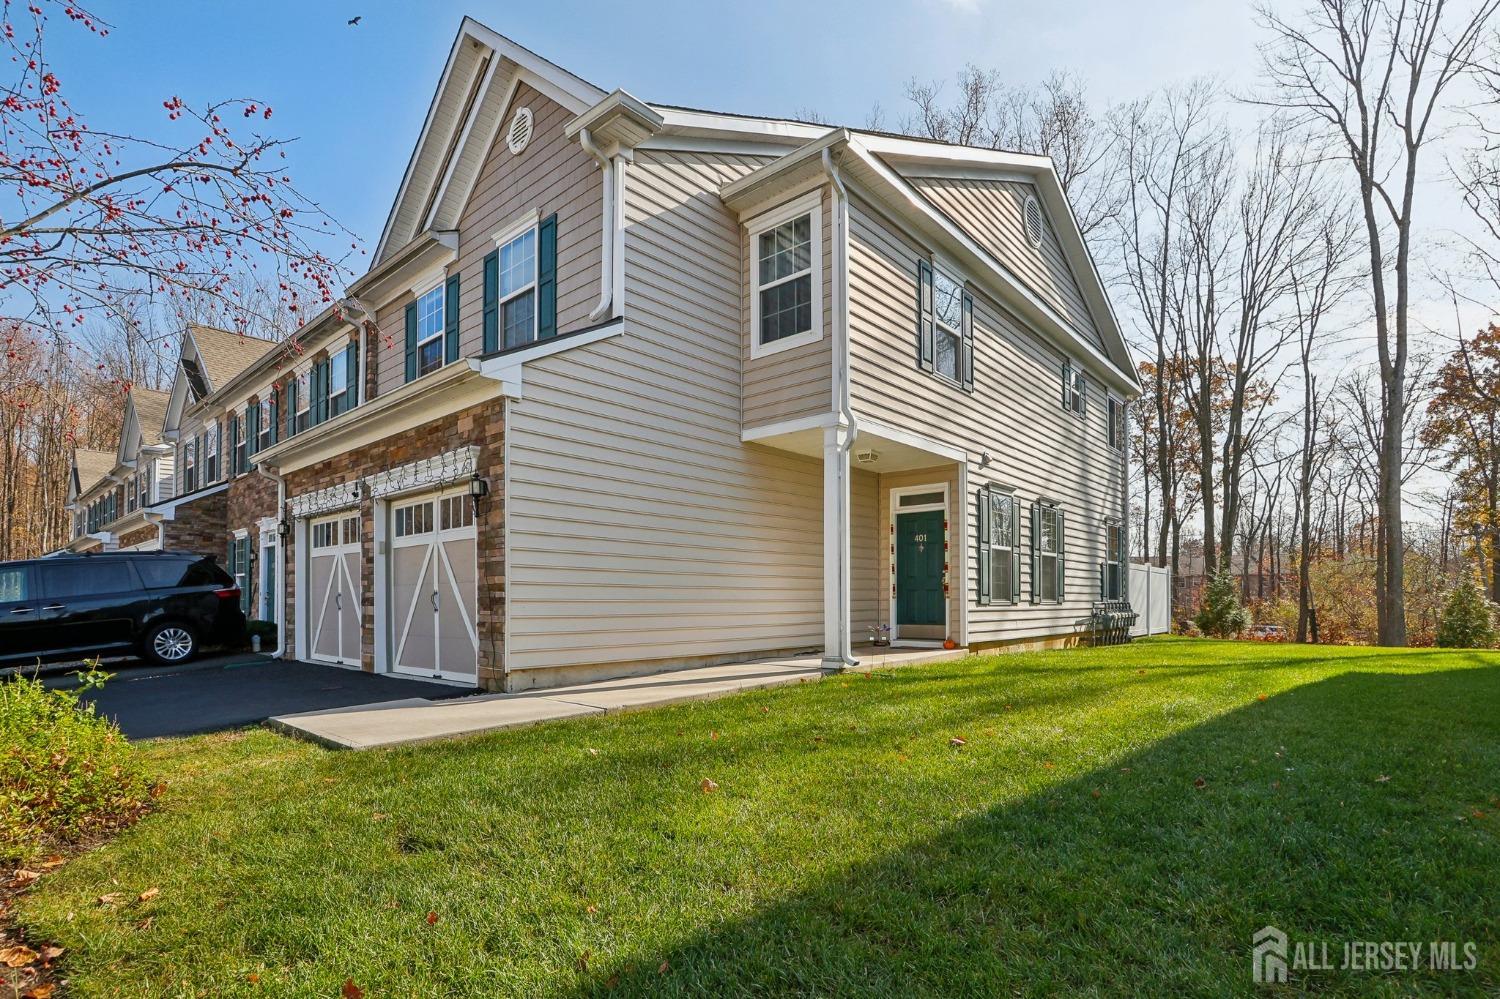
[225,469,279,614]
[282,398,506,688]
[118,524,158,549]
[161,489,228,557]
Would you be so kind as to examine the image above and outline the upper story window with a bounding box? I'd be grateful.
[916,260,973,390]
[203,421,219,482]
[329,349,349,416]
[1062,360,1086,416]
[1107,396,1126,451]
[415,284,445,378]
[294,371,311,434]
[749,194,821,359]
[125,474,136,513]
[233,413,247,475]
[499,227,537,350]
[137,467,148,507]
[183,437,197,493]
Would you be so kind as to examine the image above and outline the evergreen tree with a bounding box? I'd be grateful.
[1435,577,1497,649]
[1195,571,1251,638]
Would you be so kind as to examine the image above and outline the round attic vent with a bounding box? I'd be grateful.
[1022,195,1044,249]
[506,107,535,155]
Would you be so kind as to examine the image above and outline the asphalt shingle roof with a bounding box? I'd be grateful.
[188,324,276,394]
[73,447,115,496]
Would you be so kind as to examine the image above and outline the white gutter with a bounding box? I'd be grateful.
[255,463,288,658]
[577,127,614,321]
[823,148,858,669]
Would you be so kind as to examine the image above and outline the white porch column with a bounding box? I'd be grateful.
[822,422,853,668]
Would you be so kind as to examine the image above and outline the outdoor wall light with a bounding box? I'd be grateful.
[468,475,490,500]
[276,519,290,539]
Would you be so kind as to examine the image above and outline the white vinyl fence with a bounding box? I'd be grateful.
[1130,563,1172,636]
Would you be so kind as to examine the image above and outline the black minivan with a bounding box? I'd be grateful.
[0,551,247,668]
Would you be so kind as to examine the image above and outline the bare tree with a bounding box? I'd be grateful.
[1257,0,1500,645]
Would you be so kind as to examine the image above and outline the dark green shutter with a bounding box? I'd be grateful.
[977,486,991,605]
[284,379,297,437]
[1011,502,1021,603]
[227,413,238,475]
[346,342,359,408]
[482,249,499,354]
[916,260,933,371]
[1056,509,1066,603]
[314,359,329,425]
[245,403,257,467]
[268,390,279,446]
[1078,375,1087,416]
[960,291,974,391]
[444,274,460,363]
[1029,502,1040,604]
[404,301,418,382]
[538,213,558,340]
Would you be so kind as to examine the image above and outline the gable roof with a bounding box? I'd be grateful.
[129,388,170,447]
[186,325,277,396]
[372,17,606,264]
[72,447,114,498]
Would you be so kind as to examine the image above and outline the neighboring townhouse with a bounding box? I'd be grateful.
[238,17,1138,694]
[65,388,177,552]
[160,324,283,620]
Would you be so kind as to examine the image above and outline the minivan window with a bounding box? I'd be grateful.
[181,560,234,588]
[0,566,27,602]
[135,557,198,589]
[39,561,137,598]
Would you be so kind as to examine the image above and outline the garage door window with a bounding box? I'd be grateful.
[395,502,433,538]
[440,495,473,531]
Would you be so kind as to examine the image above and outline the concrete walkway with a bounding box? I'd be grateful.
[267,645,963,750]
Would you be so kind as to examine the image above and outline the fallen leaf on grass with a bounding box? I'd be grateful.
[149,782,166,799]
[23,984,55,999]
[585,748,598,757]
[341,978,363,999]
[1193,777,1208,789]
[39,945,62,962]
[0,944,39,967]
[1090,789,1102,799]
[246,972,260,984]
[585,905,597,915]
[425,911,439,925]
[37,857,65,870]
[134,916,153,932]
[371,813,389,821]
[96,893,125,907]
[605,973,620,988]
[1256,693,1268,702]
[11,870,40,889]
[949,737,967,747]
[1375,774,1391,783]
[138,887,160,902]
[700,778,719,793]
[1041,761,1055,770]
[658,961,671,975]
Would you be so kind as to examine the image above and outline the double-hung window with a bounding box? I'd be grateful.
[498,227,537,350]
[749,195,820,358]
[328,348,349,416]
[415,283,445,378]
[257,397,274,453]
[183,438,197,493]
[203,421,219,482]
[1107,396,1126,451]
[932,270,963,382]
[233,414,247,475]
[916,261,974,388]
[978,486,1017,605]
[1063,360,1086,416]
[1102,519,1125,600]
[1031,502,1064,604]
[294,371,311,433]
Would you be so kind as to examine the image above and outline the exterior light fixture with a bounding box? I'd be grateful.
[277,519,291,539]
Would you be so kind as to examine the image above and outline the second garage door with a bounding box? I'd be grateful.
[389,489,478,684]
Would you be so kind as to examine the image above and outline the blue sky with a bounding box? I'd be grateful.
[57,0,1265,255]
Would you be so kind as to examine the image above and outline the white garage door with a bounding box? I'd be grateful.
[389,489,477,683]
[307,512,361,667]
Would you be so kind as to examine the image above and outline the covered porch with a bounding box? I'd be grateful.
[743,414,970,665]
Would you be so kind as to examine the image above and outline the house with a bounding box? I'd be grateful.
[120,18,1138,690]
[66,388,177,553]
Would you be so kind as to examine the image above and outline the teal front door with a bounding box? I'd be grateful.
[896,509,946,628]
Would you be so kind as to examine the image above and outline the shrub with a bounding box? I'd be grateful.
[1435,577,1497,650]
[0,668,152,864]
[1194,571,1251,638]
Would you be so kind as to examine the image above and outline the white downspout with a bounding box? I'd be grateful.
[338,297,374,400]
[255,463,288,658]
[577,127,614,322]
[823,147,858,669]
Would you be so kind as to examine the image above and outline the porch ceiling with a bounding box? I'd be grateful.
[747,425,961,474]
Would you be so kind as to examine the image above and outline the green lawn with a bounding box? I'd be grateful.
[16,639,1500,997]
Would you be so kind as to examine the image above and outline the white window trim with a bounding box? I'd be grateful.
[493,213,540,348]
[295,369,312,426]
[1036,502,1063,604]
[930,265,965,386]
[748,190,823,360]
[415,281,446,373]
[329,347,350,407]
[1107,393,1126,451]
[1063,359,1086,417]
[887,481,951,647]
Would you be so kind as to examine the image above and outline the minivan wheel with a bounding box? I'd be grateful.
[143,622,197,666]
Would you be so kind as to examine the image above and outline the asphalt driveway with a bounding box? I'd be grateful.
[49,655,473,740]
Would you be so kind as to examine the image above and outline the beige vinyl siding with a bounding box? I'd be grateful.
[908,175,1101,349]
[741,187,834,430]
[503,149,840,675]
[851,467,881,636]
[374,85,603,399]
[848,196,1125,643]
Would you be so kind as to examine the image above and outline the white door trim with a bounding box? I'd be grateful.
[888,482,950,647]
[305,511,362,668]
